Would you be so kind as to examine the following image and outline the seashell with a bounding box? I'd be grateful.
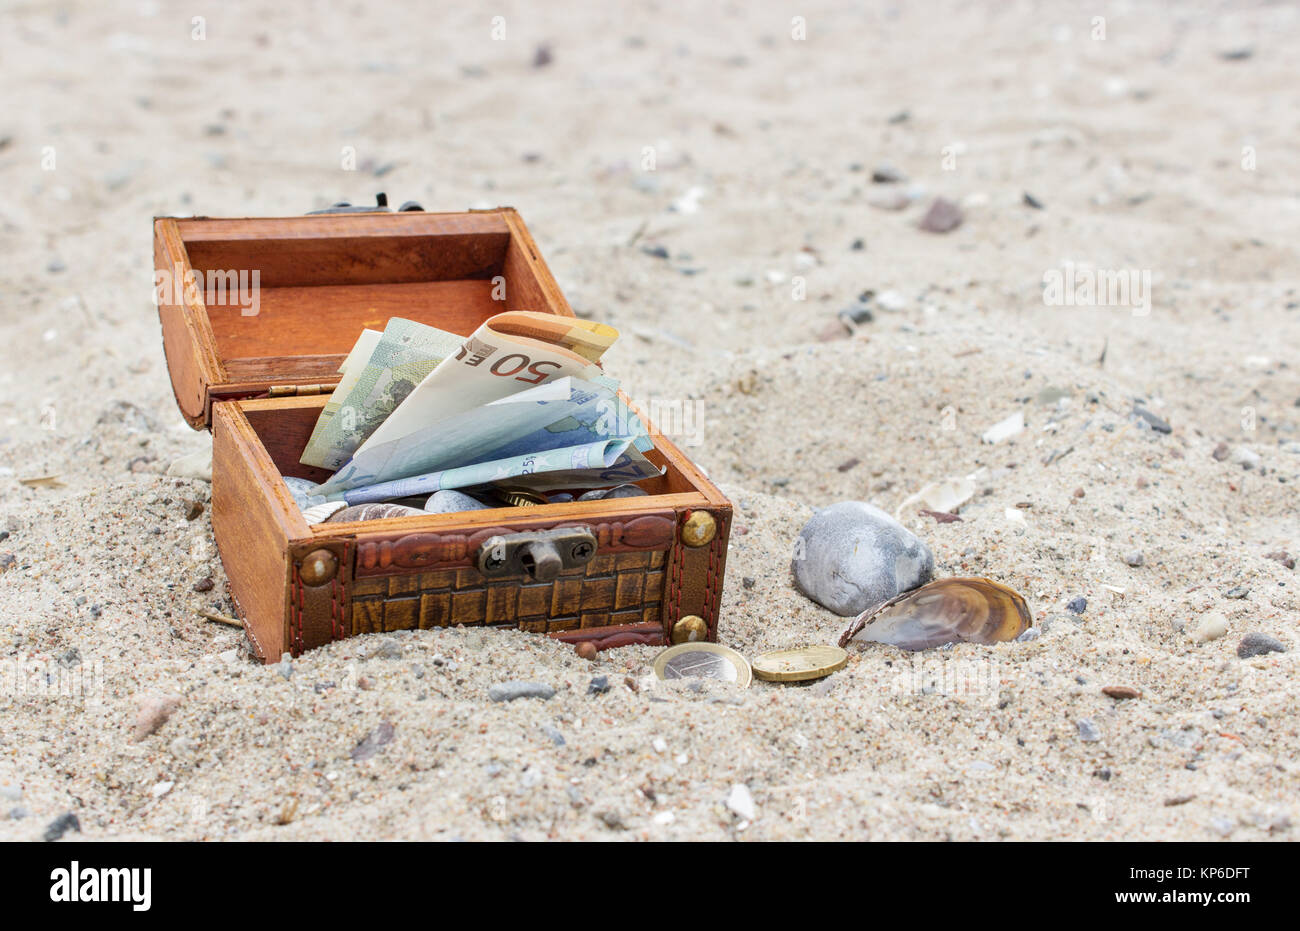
[792,501,934,616]
[301,501,347,524]
[895,476,976,521]
[838,577,1032,651]
[326,503,424,523]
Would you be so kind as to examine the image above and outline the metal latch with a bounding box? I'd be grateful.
[477,527,597,582]
[307,193,426,215]
[268,384,331,397]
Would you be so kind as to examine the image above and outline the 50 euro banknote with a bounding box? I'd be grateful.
[314,375,654,497]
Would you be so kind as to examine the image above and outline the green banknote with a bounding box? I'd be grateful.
[299,318,463,470]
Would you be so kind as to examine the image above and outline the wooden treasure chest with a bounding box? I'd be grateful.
[154,207,731,661]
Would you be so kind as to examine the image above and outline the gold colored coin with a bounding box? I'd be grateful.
[652,643,752,689]
[751,645,848,682]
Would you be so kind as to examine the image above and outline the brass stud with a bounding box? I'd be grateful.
[680,510,717,547]
[672,614,708,644]
[299,548,339,586]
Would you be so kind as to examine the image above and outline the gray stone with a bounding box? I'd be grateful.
[919,197,963,233]
[541,725,566,746]
[43,812,80,841]
[1123,550,1145,567]
[424,490,492,514]
[489,681,556,702]
[792,501,934,616]
[587,676,610,695]
[1066,596,1087,615]
[1132,406,1171,434]
[1016,628,1041,642]
[1237,632,1285,659]
[1077,718,1101,742]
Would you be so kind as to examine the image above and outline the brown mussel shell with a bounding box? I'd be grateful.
[326,503,425,523]
[838,577,1032,651]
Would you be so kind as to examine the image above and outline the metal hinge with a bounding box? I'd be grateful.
[268,384,329,397]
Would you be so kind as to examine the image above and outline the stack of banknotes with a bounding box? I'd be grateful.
[297,312,660,507]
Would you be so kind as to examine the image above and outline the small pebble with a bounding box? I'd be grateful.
[276,653,293,679]
[132,693,181,741]
[1066,596,1087,615]
[1237,632,1285,659]
[1191,612,1229,643]
[575,642,598,661]
[1132,406,1171,434]
[1077,719,1102,742]
[725,783,756,820]
[1263,550,1294,570]
[1123,550,1145,567]
[541,725,566,747]
[1230,446,1261,470]
[1211,442,1230,461]
[489,681,556,702]
[43,812,81,841]
[587,676,610,695]
[1015,628,1041,642]
[1102,685,1141,700]
[351,722,396,761]
[871,163,905,183]
[193,577,214,593]
[918,197,963,233]
[1223,586,1249,599]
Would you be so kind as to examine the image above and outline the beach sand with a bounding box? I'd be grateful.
[0,0,1296,840]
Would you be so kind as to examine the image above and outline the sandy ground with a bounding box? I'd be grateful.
[1,0,1298,841]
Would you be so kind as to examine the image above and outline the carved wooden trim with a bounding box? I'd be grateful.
[354,513,676,577]
[550,622,667,651]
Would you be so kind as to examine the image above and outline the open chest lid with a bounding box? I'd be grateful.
[153,207,573,430]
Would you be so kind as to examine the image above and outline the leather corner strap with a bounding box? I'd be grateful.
[665,507,731,641]
[288,541,352,656]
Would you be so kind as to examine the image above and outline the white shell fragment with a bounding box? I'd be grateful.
[981,411,1025,444]
[896,476,976,520]
[301,501,347,524]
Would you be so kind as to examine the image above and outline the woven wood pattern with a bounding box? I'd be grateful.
[350,550,667,635]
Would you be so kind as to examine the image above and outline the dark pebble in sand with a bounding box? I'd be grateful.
[1132,406,1171,434]
[1237,633,1285,659]
[1066,596,1087,615]
[43,812,81,842]
[1263,551,1294,570]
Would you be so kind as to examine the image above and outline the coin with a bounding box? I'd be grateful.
[751,645,848,682]
[652,643,752,688]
